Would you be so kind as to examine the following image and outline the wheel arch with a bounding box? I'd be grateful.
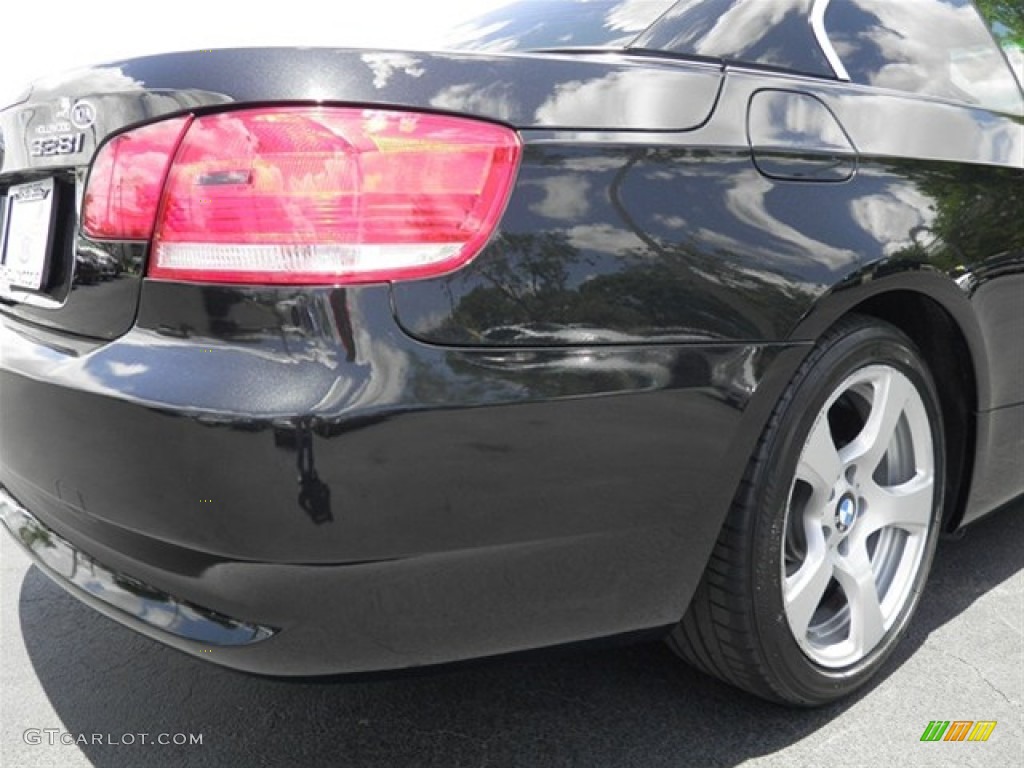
[791,271,986,532]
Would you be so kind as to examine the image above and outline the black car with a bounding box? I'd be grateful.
[1,0,1021,706]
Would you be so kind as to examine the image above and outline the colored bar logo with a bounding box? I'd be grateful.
[920,721,997,742]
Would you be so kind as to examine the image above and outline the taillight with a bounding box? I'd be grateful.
[82,116,192,240]
[82,107,521,284]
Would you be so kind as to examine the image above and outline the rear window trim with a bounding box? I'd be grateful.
[812,0,851,80]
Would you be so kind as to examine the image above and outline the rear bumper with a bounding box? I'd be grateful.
[0,487,274,647]
[0,281,807,674]
[0,480,690,675]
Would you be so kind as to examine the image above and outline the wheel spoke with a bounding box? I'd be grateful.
[840,370,913,476]
[860,473,934,537]
[833,540,885,655]
[796,413,842,496]
[784,542,833,640]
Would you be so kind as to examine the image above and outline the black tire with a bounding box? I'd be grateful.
[669,315,946,705]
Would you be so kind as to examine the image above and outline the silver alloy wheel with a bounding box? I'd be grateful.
[782,364,935,668]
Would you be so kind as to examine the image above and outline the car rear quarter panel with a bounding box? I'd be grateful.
[395,70,1022,407]
[392,66,1024,521]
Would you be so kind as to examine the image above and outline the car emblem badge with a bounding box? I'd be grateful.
[70,100,97,129]
[835,494,858,532]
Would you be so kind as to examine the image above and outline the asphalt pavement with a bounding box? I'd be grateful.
[2,499,1021,768]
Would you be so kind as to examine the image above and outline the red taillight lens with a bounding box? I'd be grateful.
[88,107,520,284]
[82,116,192,240]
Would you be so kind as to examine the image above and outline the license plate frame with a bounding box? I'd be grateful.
[0,178,57,293]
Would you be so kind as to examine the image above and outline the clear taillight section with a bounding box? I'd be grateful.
[82,107,522,284]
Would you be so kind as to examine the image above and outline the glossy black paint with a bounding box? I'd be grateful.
[0,488,275,646]
[0,279,806,672]
[747,89,855,181]
[1,49,723,152]
[445,0,678,51]
[2,281,795,562]
[4,235,149,339]
[395,70,1022,411]
[634,0,835,78]
[823,0,1023,113]
[0,0,1022,675]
